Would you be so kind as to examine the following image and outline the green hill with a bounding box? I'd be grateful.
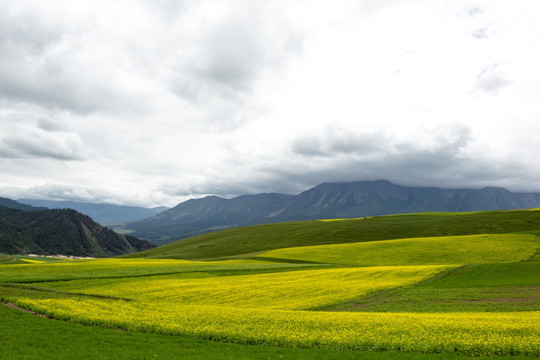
[258,234,540,266]
[126,209,540,260]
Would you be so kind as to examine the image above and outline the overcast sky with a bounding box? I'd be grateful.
[1,0,540,207]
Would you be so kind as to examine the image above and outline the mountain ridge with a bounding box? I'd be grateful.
[0,205,155,257]
[0,197,48,212]
[17,199,168,225]
[122,180,540,245]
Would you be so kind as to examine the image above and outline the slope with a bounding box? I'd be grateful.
[122,180,540,244]
[0,197,47,211]
[126,209,540,260]
[0,206,155,257]
[126,193,294,244]
[257,234,540,266]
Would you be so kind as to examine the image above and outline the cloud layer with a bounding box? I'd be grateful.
[1,0,540,206]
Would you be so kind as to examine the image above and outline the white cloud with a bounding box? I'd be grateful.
[1,0,540,206]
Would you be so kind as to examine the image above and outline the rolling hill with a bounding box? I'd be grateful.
[122,180,540,245]
[3,208,539,357]
[125,209,540,260]
[0,205,155,257]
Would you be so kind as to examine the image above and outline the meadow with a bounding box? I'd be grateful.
[1,210,539,358]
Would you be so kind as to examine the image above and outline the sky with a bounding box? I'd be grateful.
[1,0,540,207]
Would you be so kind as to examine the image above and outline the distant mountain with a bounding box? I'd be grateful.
[0,197,47,211]
[17,199,168,225]
[276,180,540,220]
[122,180,540,245]
[127,193,294,244]
[0,205,155,257]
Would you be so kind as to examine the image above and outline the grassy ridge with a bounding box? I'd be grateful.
[126,210,540,260]
[258,234,540,266]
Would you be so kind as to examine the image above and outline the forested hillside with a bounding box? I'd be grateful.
[0,206,154,257]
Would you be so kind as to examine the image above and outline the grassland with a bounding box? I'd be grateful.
[321,261,540,313]
[126,209,540,259]
[1,209,540,358]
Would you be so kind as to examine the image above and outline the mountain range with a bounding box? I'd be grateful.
[121,180,540,245]
[0,199,155,257]
[0,197,48,212]
[17,199,168,225]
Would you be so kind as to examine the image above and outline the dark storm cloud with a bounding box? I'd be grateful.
[166,126,528,199]
[0,9,61,54]
[198,23,266,92]
[0,10,73,110]
[37,118,65,132]
[291,136,325,157]
[0,134,86,161]
[267,147,528,195]
[19,183,119,204]
[168,2,302,131]
[177,3,283,95]
[258,125,529,195]
[160,180,269,198]
[0,117,87,161]
[291,130,385,158]
[0,5,149,115]
[1,0,540,207]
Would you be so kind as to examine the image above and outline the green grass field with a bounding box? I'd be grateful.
[126,210,540,259]
[1,209,540,358]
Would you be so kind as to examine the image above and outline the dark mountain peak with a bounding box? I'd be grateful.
[310,179,400,194]
[290,180,407,213]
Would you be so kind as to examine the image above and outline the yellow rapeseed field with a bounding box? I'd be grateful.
[35,265,449,310]
[2,236,539,356]
[12,296,540,355]
[258,234,540,266]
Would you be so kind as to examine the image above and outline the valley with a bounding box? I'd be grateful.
[1,209,539,358]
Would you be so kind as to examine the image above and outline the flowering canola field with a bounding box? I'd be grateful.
[258,234,540,266]
[1,234,539,356]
